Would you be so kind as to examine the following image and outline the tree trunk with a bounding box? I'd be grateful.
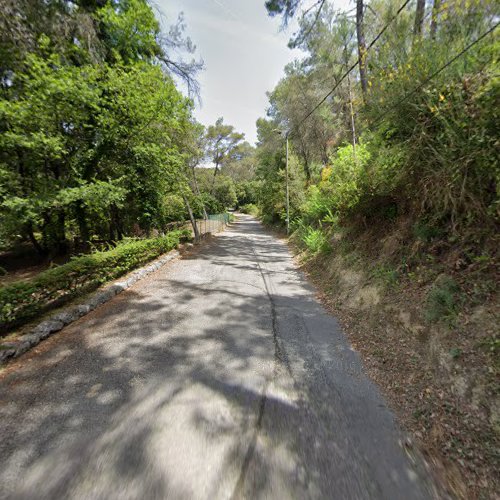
[108,221,116,243]
[430,0,441,39]
[210,161,220,195]
[75,203,90,250]
[356,0,368,99]
[111,204,123,240]
[183,194,200,242]
[26,223,46,257]
[413,0,426,39]
[56,211,68,255]
[191,165,208,219]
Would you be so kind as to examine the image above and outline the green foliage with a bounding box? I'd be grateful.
[212,176,238,209]
[235,180,260,207]
[98,0,161,63]
[191,193,222,218]
[255,121,306,225]
[299,185,336,225]
[163,194,188,223]
[370,264,399,288]
[301,227,329,254]
[291,217,330,254]
[413,222,443,242]
[479,335,499,355]
[424,275,460,324]
[0,229,190,333]
[205,117,245,170]
[256,0,498,252]
[0,0,199,257]
[240,204,259,216]
[328,143,371,213]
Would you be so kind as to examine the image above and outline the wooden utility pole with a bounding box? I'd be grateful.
[347,73,357,163]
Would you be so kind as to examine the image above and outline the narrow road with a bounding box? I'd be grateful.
[0,216,436,499]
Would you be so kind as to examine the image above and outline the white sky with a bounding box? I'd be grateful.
[155,0,352,144]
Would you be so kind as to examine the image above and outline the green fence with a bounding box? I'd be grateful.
[208,213,230,224]
[189,213,231,238]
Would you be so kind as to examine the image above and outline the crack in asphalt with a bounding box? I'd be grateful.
[230,235,292,499]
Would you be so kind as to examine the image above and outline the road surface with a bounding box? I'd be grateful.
[0,215,436,499]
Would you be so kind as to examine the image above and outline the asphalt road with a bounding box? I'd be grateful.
[0,215,437,499]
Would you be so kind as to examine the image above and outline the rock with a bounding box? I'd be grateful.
[0,342,18,349]
[108,284,126,294]
[125,276,138,287]
[15,341,31,357]
[19,334,40,347]
[76,304,91,316]
[87,291,110,309]
[100,289,116,301]
[0,348,16,363]
[51,310,78,325]
[32,320,64,340]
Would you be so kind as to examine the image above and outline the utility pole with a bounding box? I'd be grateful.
[347,73,357,164]
[273,128,291,236]
[285,132,290,236]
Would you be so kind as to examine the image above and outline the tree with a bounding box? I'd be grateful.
[182,122,208,219]
[265,0,303,26]
[0,0,197,256]
[356,0,368,98]
[254,118,305,224]
[266,0,368,99]
[221,142,256,182]
[413,0,426,39]
[430,0,441,39]
[204,117,244,191]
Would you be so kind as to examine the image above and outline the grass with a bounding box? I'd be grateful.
[424,275,460,324]
[370,264,399,288]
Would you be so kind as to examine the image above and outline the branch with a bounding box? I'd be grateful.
[290,0,327,48]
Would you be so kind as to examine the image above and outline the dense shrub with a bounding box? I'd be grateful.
[301,227,329,254]
[0,229,191,333]
[193,193,224,217]
[239,204,259,216]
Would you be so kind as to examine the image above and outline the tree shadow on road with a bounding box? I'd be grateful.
[0,218,433,499]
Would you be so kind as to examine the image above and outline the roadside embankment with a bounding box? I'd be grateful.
[292,227,499,499]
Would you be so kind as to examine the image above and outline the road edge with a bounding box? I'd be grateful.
[0,245,192,365]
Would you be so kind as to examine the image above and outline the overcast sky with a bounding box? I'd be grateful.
[155,0,351,144]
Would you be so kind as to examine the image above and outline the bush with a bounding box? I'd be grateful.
[196,193,224,217]
[370,264,399,288]
[300,185,335,225]
[163,194,187,222]
[301,227,329,254]
[0,229,191,333]
[239,204,259,216]
[424,275,460,324]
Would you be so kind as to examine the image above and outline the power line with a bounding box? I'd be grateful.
[290,0,412,136]
[370,21,499,128]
